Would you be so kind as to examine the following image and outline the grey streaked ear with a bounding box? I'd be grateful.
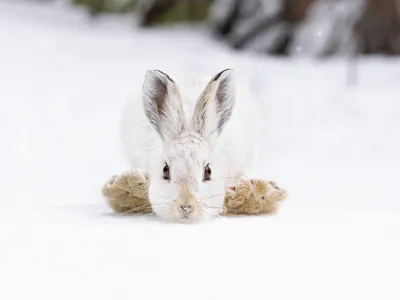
[192,69,236,145]
[142,69,186,141]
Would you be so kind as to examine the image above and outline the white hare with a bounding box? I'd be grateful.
[119,69,261,223]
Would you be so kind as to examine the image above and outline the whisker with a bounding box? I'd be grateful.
[203,206,225,210]
[144,211,158,217]
[201,193,225,201]
[118,208,150,216]
[204,203,258,213]
[116,203,168,216]
[149,193,169,200]
[200,206,225,219]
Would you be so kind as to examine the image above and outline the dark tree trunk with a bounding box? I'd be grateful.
[212,0,242,37]
[138,0,178,27]
[281,0,316,23]
[230,0,317,53]
[354,0,400,55]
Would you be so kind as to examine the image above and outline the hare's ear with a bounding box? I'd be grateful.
[192,69,235,145]
[142,70,186,141]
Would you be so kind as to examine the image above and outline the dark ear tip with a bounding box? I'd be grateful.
[212,68,234,82]
[145,69,174,83]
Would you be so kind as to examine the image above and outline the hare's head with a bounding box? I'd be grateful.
[142,69,236,223]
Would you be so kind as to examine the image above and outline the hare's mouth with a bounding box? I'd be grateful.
[175,209,203,224]
[174,215,198,224]
[178,211,195,222]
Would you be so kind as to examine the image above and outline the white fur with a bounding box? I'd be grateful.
[119,69,261,223]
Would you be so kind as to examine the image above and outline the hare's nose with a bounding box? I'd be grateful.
[180,205,193,215]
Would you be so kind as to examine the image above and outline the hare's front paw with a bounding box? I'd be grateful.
[224,177,253,209]
[250,179,287,202]
[224,178,287,215]
[102,169,151,214]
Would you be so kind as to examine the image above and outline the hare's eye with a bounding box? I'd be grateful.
[204,164,211,181]
[163,164,170,180]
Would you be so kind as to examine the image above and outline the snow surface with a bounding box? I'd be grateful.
[1,1,400,299]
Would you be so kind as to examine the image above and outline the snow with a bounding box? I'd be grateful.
[1,1,400,299]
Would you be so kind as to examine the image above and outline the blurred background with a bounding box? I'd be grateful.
[34,0,400,57]
[1,0,400,213]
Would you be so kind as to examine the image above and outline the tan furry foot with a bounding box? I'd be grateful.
[267,181,288,203]
[224,177,252,209]
[250,179,287,214]
[224,178,287,216]
[101,170,152,214]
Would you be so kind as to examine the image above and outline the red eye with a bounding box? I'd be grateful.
[163,164,170,180]
[204,164,211,181]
